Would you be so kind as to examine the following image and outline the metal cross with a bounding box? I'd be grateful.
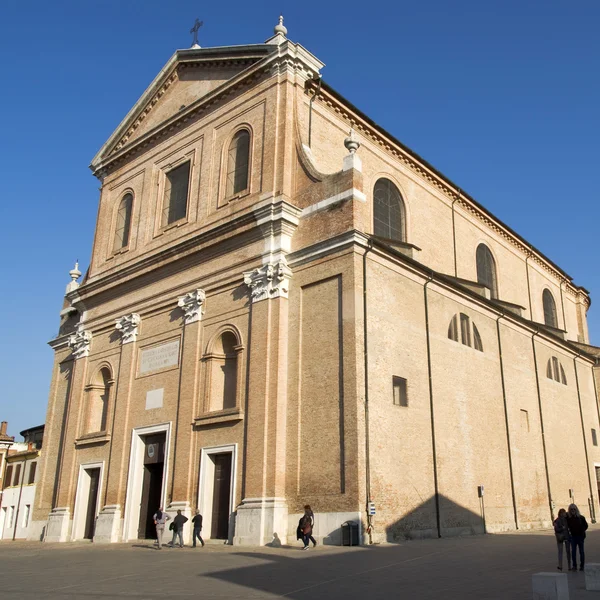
[190,18,203,46]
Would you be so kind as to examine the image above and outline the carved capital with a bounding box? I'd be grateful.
[177,289,206,324]
[243,259,292,303]
[115,313,141,344]
[68,323,92,359]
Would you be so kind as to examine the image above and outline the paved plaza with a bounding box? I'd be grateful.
[1,528,600,599]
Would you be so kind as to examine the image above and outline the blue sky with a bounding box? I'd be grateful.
[0,1,598,437]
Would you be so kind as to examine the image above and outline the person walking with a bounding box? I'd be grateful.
[554,508,571,571]
[192,510,205,548]
[566,503,588,571]
[299,505,317,550]
[170,509,188,548]
[153,507,170,550]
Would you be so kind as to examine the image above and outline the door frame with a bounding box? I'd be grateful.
[197,444,237,540]
[72,461,104,541]
[123,422,171,542]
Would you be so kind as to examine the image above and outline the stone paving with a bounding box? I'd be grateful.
[1,527,600,599]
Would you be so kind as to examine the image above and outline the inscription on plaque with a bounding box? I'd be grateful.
[140,340,180,375]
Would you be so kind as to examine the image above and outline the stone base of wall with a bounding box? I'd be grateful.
[45,507,70,542]
[286,511,363,546]
[94,505,122,543]
[234,497,288,546]
[27,520,47,541]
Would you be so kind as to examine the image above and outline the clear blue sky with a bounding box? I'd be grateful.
[1,1,599,437]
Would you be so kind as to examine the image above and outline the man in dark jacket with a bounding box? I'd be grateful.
[192,511,205,548]
[170,509,188,548]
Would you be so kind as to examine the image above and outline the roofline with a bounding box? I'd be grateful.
[19,424,45,438]
[315,80,583,290]
[90,44,277,170]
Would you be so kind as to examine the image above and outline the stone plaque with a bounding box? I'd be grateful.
[145,388,164,410]
[140,340,180,375]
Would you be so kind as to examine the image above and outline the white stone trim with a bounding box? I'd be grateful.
[68,324,92,359]
[122,422,171,542]
[197,443,238,542]
[177,289,206,325]
[71,461,105,541]
[301,188,366,218]
[115,313,141,344]
[244,259,292,302]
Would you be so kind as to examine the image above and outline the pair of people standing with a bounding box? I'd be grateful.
[297,505,317,550]
[153,508,204,549]
[554,503,589,571]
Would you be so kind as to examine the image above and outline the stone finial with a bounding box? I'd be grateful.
[177,289,206,324]
[66,261,82,295]
[244,259,292,303]
[115,313,141,344]
[344,129,360,154]
[68,323,92,359]
[274,15,287,36]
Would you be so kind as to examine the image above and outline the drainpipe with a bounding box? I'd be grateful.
[12,456,28,541]
[531,329,553,521]
[362,239,374,544]
[573,353,596,523]
[308,75,322,148]
[496,313,519,529]
[423,273,441,538]
[452,190,460,278]
[559,280,567,332]
[525,252,533,320]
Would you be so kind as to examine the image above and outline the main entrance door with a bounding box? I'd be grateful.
[211,453,232,539]
[83,468,101,539]
[137,433,165,539]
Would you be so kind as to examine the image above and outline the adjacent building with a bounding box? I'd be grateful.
[33,19,600,546]
[0,425,44,540]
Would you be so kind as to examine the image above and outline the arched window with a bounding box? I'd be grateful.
[373,178,406,242]
[113,193,133,252]
[226,129,250,197]
[448,313,483,352]
[162,161,191,226]
[476,244,498,299]
[546,356,567,385]
[543,289,558,328]
[85,368,111,434]
[203,329,243,412]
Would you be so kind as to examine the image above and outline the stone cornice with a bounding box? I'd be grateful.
[75,197,301,305]
[307,80,587,302]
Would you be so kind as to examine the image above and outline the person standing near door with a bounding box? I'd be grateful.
[170,509,188,548]
[153,507,170,550]
[192,510,205,548]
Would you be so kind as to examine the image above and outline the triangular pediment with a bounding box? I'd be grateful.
[91,45,276,169]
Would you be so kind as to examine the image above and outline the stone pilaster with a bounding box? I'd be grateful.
[234,266,291,545]
[169,290,205,544]
[96,315,140,542]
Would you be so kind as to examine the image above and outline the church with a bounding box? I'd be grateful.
[31,18,600,545]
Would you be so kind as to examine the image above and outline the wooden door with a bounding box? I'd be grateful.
[211,454,232,539]
[84,468,100,540]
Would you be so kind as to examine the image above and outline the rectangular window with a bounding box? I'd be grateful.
[23,504,30,528]
[392,376,408,407]
[28,462,36,485]
[162,161,190,226]
[460,313,471,347]
[520,409,530,432]
[4,464,13,488]
[593,429,598,447]
[7,506,14,528]
[13,464,21,487]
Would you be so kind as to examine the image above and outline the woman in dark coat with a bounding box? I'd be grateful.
[298,505,317,550]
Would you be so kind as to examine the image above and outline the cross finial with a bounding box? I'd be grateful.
[190,18,203,48]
